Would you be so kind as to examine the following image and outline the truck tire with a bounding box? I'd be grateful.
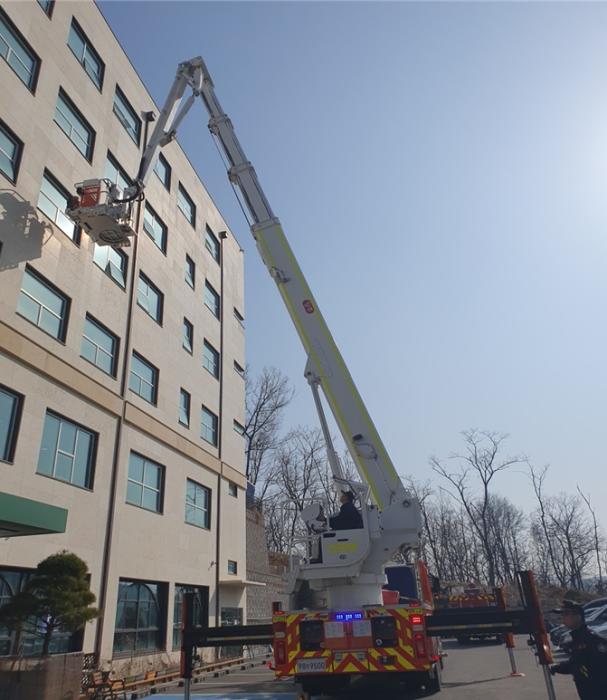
[423,664,442,695]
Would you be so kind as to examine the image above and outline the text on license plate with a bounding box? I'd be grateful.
[296,659,328,673]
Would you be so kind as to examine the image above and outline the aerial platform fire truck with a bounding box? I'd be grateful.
[67,56,440,695]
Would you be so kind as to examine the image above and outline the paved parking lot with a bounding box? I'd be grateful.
[158,637,579,699]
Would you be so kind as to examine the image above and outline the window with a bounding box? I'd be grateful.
[227,560,238,575]
[37,411,96,489]
[233,420,245,436]
[234,361,245,379]
[182,318,193,353]
[54,89,95,160]
[38,170,78,241]
[154,152,171,190]
[113,86,141,145]
[0,9,39,90]
[228,482,238,498]
[126,452,163,512]
[185,255,195,289]
[185,479,211,529]
[172,585,207,650]
[205,226,220,263]
[17,266,69,341]
[67,18,104,89]
[200,406,218,447]
[202,341,219,379]
[105,152,131,192]
[0,386,23,462]
[113,580,164,654]
[143,203,167,253]
[93,244,127,288]
[81,314,118,377]
[179,389,190,427]
[137,273,163,324]
[204,281,220,319]
[0,119,22,183]
[234,308,245,327]
[177,184,195,227]
[129,352,158,405]
[37,0,54,16]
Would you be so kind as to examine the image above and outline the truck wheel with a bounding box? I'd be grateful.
[423,664,442,695]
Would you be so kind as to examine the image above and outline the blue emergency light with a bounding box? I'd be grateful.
[333,611,364,621]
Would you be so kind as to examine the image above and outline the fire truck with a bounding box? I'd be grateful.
[434,583,501,645]
[67,57,439,695]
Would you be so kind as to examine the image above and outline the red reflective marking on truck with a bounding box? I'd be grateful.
[303,300,314,314]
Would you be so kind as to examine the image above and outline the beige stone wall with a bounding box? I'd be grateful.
[0,0,247,669]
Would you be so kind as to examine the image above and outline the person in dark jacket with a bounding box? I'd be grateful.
[550,599,607,700]
[328,490,363,530]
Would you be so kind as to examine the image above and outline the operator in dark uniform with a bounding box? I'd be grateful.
[550,599,607,700]
[328,490,363,530]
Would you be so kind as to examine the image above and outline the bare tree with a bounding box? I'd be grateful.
[244,366,294,490]
[577,486,604,593]
[431,430,523,586]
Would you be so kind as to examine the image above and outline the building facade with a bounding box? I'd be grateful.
[0,0,247,673]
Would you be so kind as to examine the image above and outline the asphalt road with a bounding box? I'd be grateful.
[158,637,579,699]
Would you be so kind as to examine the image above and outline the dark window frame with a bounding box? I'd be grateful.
[142,201,167,254]
[113,579,166,656]
[129,351,159,405]
[0,385,24,463]
[38,168,80,243]
[137,271,164,325]
[177,183,196,227]
[36,409,98,490]
[126,451,165,514]
[227,560,238,575]
[113,84,141,146]
[183,318,193,354]
[185,255,195,289]
[81,313,119,378]
[92,243,128,290]
[205,225,220,264]
[185,478,212,530]
[67,17,105,90]
[37,0,55,18]
[202,340,219,379]
[154,152,171,191]
[0,7,41,93]
[54,87,96,162]
[204,281,220,319]
[200,405,218,447]
[0,118,23,185]
[17,264,71,342]
[179,388,191,428]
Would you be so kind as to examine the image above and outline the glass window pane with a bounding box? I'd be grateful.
[0,124,20,181]
[143,462,159,489]
[54,452,73,482]
[73,431,92,487]
[37,413,59,476]
[0,389,18,461]
[128,453,144,482]
[126,481,142,506]
[0,15,37,88]
[16,291,39,326]
[58,421,77,454]
[80,336,96,364]
[142,487,159,512]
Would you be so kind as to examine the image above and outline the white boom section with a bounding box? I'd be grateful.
[180,57,406,513]
[139,57,410,512]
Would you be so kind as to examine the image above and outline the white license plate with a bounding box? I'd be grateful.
[296,658,328,673]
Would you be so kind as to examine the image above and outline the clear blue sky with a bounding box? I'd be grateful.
[99,1,607,513]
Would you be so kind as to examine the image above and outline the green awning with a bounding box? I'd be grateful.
[0,492,68,537]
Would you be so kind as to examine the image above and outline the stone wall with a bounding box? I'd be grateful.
[245,506,289,624]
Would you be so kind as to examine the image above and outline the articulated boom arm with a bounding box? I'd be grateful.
[181,57,407,512]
